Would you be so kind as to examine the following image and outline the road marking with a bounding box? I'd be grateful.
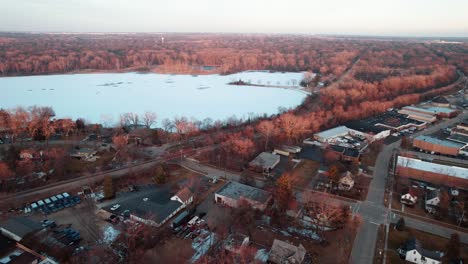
[370,221,380,225]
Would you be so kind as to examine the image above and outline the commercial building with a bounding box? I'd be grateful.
[373,112,427,131]
[0,217,43,242]
[314,126,349,143]
[412,135,464,156]
[215,181,272,211]
[345,120,391,142]
[396,156,468,189]
[103,185,191,227]
[398,106,458,121]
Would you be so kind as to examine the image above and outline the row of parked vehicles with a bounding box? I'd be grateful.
[25,192,81,214]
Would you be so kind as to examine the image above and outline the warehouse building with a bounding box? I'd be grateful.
[396,156,468,189]
[413,135,464,156]
[314,126,349,143]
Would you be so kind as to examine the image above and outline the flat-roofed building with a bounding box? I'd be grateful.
[313,126,349,143]
[396,156,468,189]
[249,152,281,174]
[413,135,464,156]
[215,181,272,211]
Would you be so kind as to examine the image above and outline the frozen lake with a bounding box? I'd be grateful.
[0,71,307,125]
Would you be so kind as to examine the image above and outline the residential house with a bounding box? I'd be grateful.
[268,239,306,264]
[170,187,194,207]
[425,189,440,214]
[338,171,355,191]
[401,192,418,206]
[398,238,443,264]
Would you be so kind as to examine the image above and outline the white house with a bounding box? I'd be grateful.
[401,193,418,206]
[338,171,355,191]
[170,187,194,208]
[398,238,443,264]
[425,189,440,214]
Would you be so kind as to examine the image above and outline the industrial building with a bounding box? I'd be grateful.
[413,135,464,156]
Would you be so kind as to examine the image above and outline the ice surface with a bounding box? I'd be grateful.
[0,71,306,126]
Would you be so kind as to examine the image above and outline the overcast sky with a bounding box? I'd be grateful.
[1,0,467,36]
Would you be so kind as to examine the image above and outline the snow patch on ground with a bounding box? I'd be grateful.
[287,227,321,241]
[191,230,216,263]
[103,225,120,244]
[255,249,269,263]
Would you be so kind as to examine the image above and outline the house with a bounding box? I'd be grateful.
[70,147,97,161]
[398,238,443,264]
[413,135,464,156]
[170,187,194,207]
[268,239,306,264]
[249,152,281,174]
[401,192,418,206]
[19,149,39,160]
[338,171,355,191]
[215,181,272,211]
[425,189,440,214]
[0,217,43,242]
[314,126,349,143]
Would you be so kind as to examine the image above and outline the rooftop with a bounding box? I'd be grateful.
[402,106,456,115]
[432,96,450,104]
[447,133,468,145]
[314,126,349,140]
[373,112,424,128]
[402,238,443,261]
[0,217,43,241]
[216,181,271,204]
[414,135,465,149]
[104,185,183,224]
[249,152,280,168]
[345,120,389,134]
[397,156,468,180]
[268,239,306,264]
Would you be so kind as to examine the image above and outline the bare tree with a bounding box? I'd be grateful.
[142,111,157,128]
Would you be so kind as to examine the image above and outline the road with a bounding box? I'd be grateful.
[0,158,165,207]
[350,110,468,264]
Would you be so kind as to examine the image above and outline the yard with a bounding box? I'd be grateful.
[290,160,320,188]
[386,225,468,264]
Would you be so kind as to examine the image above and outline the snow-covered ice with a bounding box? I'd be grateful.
[0,71,307,125]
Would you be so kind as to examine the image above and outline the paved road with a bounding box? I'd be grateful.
[0,158,164,207]
[350,110,468,264]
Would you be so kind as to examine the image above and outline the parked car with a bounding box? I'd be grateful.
[110,204,121,211]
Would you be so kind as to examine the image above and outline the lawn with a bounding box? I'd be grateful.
[290,160,320,187]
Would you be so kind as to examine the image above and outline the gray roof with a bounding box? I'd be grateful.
[314,126,349,139]
[269,239,306,264]
[249,152,280,168]
[216,181,271,204]
[104,185,182,224]
[0,217,42,240]
[447,133,468,145]
[415,135,464,149]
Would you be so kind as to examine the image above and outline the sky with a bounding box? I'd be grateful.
[0,0,467,37]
